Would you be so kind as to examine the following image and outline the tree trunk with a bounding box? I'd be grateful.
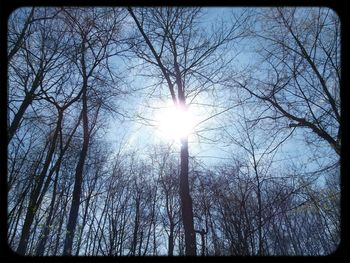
[131,196,140,256]
[143,189,157,256]
[35,168,59,255]
[16,111,62,255]
[168,223,175,256]
[179,137,196,256]
[63,74,90,255]
[75,168,98,255]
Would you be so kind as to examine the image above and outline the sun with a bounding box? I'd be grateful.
[156,103,195,141]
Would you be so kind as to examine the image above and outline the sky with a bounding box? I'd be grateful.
[101,7,339,180]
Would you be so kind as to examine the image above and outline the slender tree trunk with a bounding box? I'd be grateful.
[152,218,157,255]
[195,229,206,256]
[252,160,263,255]
[16,111,62,255]
[52,194,68,255]
[85,202,98,255]
[75,168,98,255]
[35,169,59,255]
[138,231,143,256]
[131,196,140,255]
[200,230,205,256]
[168,223,175,256]
[118,209,128,256]
[74,191,91,255]
[143,189,157,256]
[8,196,25,247]
[62,34,92,255]
[63,67,90,254]
[208,209,219,255]
[91,198,109,255]
[179,137,196,256]
[27,216,40,254]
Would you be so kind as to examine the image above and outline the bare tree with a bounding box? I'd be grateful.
[230,7,340,156]
[7,8,69,143]
[127,7,249,255]
[151,145,181,256]
[16,92,82,255]
[61,7,126,255]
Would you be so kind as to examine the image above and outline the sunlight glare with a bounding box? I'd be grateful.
[157,103,195,141]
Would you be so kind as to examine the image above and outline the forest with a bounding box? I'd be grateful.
[7,7,340,256]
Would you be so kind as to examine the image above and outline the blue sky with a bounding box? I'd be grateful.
[101,7,339,181]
